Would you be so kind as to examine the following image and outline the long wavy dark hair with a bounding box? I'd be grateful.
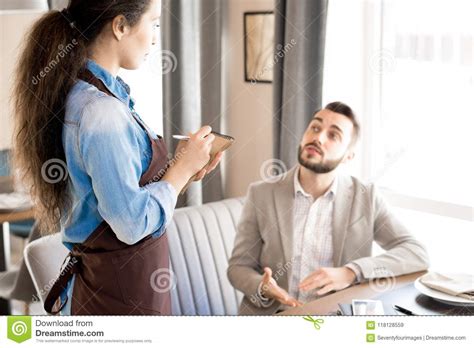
[12,0,152,232]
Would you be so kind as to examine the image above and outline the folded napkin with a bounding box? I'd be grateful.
[0,192,32,212]
[420,272,474,301]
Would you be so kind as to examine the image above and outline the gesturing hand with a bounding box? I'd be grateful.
[260,267,302,307]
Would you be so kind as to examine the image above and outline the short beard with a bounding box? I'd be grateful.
[297,145,345,174]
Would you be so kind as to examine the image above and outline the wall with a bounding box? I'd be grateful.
[222,0,276,198]
[0,10,45,150]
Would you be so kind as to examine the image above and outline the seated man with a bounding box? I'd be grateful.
[227,101,429,315]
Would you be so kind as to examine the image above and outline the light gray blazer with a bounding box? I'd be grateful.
[227,166,429,315]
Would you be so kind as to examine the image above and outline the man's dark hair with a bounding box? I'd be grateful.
[322,101,360,145]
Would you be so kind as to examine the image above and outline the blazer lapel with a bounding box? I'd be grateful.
[273,166,298,266]
[331,175,354,266]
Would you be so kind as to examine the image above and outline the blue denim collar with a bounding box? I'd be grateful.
[85,59,134,109]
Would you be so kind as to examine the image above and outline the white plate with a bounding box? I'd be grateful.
[414,277,474,306]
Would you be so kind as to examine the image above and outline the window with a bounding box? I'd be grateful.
[119,39,163,135]
[324,0,473,218]
[375,0,473,211]
[323,0,473,265]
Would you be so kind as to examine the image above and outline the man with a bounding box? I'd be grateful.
[227,102,429,315]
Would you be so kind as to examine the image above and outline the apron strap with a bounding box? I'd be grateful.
[78,69,155,140]
[78,69,113,98]
[44,253,81,315]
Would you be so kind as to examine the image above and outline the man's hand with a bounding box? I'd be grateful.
[260,267,302,307]
[298,266,357,296]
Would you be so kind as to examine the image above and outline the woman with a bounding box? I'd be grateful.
[13,0,220,315]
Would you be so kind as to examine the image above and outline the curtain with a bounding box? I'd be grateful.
[273,0,328,168]
[161,0,224,207]
[48,0,66,10]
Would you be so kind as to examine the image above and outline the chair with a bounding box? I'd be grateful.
[24,197,245,315]
[167,197,244,315]
[0,149,35,239]
[0,222,46,314]
[23,232,68,311]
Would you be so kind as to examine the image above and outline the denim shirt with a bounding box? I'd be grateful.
[62,59,177,248]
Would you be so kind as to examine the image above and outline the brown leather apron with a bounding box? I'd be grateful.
[45,70,172,315]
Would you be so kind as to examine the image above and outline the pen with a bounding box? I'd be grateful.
[172,135,190,140]
[393,305,416,316]
[173,131,234,141]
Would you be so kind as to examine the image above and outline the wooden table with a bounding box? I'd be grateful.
[0,209,35,224]
[279,271,425,315]
[0,208,35,314]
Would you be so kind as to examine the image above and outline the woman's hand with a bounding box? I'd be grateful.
[175,126,215,175]
[163,126,215,193]
[192,152,223,181]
